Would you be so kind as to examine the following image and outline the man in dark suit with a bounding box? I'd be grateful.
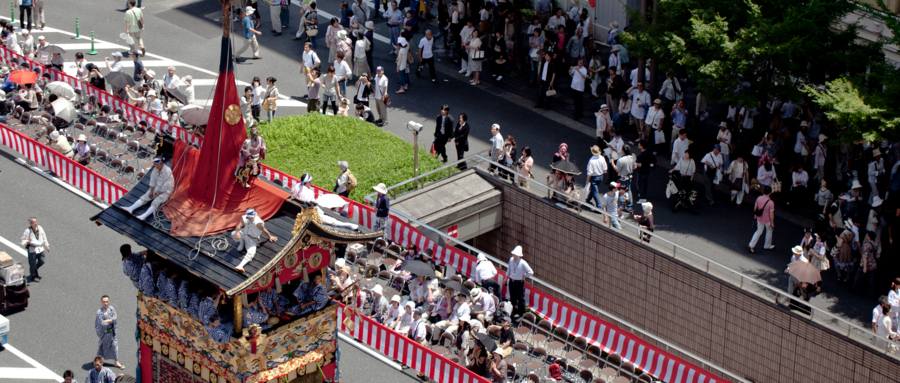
[535,50,556,109]
[453,112,470,170]
[434,104,453,162]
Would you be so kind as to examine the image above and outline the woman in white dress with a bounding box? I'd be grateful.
[876,305,898,350]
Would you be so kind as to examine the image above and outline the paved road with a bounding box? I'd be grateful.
[0,0,881,378]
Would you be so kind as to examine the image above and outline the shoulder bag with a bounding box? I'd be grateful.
[770,176,782,193]
[754,199,770,217]
[306,12,319,36]
[471,50,484,60]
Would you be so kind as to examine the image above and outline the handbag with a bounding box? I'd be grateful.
[653,129,665,145]
[751,144,763,157]
[529,47,541,61]
[770,176,782,193]
[750,178,761,192]
[665,180,678,198]
[472,50,484,60]
[818,256,831,271]
[384,94,391,106]
[545,86,556,97]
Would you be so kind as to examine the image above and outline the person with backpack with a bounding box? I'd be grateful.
[748,185,775,253]
[335,161,357,197]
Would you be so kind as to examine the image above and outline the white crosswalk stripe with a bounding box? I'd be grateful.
[3,19,306,109]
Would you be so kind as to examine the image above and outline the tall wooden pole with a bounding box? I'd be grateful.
[220,0,233,38]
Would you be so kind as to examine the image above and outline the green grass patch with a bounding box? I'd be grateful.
[258,114,448,202]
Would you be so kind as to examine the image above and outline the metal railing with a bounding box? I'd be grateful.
[365,155,900,362]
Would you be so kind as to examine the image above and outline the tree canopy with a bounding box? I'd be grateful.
[622,0,884,106]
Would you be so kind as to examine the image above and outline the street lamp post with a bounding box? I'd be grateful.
[407,121,424,189]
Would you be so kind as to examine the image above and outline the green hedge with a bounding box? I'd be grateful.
[258,114,447,202]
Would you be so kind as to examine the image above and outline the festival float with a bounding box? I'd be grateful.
[91,1,383,381]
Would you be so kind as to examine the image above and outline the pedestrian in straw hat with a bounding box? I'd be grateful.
[373,183,391,238]
[595,104,612,144]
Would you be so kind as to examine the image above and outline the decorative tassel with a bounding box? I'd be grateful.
[241,292,249,308]
[275,275,282,294]
[302,262,310,284]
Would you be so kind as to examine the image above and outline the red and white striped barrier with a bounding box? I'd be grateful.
[335,301,491,383]
[0,124,127,204]
[0,46,726,383]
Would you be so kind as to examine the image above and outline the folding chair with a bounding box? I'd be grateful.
[103,159,124,181]
[366,264,379,279]
[117,166,136,187]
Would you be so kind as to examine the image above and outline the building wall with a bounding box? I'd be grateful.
[476,182,900,382]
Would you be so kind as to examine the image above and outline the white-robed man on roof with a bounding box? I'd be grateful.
[123,157,174,221]
[232,208,278,273]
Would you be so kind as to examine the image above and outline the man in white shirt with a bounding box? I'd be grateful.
[373,66,389,125]
[35,36,51,66]
[21,217,49,282]
[408,307,428,345]
[644,99,664,154]
[417,30,437,83]
[671,130,689,165]
[629,65,650,86]
[474,253,500,296]
[231,208,278,273]
[602,182,622,230]
[585,145,608,209]
[471,288,496,325]
[123,158,175,221]
[105,52,124,73]
[458,21,475,76]
[700,144,724,205]
[569,58,588,119]
[301,43,321,96]
[507,246,533,319]
[383,1,403,53]
[658,72,681,108]
[489,124,504,163]
[614,146,636,212]
[19,30,34,59]
[434,293,470,334]
[629,82,651,141]
[716,122,732,166]
[162,67,181,91]
[333,52,352,97]
[608,46,620,73]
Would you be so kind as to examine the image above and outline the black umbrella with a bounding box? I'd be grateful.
[162,87,187,104]
[477,333,497,352]
[106,71,135,89]
[41,45,67,54]
[400,260,435,277]
[551,160,582,175]
[441,279,470,297]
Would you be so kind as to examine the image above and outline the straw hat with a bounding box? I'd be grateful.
[800,120,809,127]
[818,134,827,141]
[591,145,601,156]
[77,134,87,142]
[0,67,9,76]
[470,288,482,299]
[599,104,609,111]
[373,183,388,194]
[791,246,802,255]
[167,101,178,112]
[873,148,882,157]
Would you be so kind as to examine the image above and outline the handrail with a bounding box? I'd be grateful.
[368,154,900,359]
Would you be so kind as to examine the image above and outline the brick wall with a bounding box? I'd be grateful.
[476,182,900,382]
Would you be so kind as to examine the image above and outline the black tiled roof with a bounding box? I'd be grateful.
[91,166,378,292]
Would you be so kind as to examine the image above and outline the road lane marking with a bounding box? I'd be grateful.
[5,344,64,382]
[0,235,25,257]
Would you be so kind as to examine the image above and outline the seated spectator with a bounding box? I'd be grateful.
[430,288,456,324]
[47,130,73,159]
[72,134,91,165]
[383,295,403,328]
[470,288,496,325]
[434,292,471,335]
[366,284,389,323]
[467,339,491,379]
[489,348,508,383]
[392,301,415,336]
[487,316,514,358]
[243,292,271,330]
[206,315,238,344]
[408,275,434,308]
[290,272,329,316]
[329,265,355,296]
